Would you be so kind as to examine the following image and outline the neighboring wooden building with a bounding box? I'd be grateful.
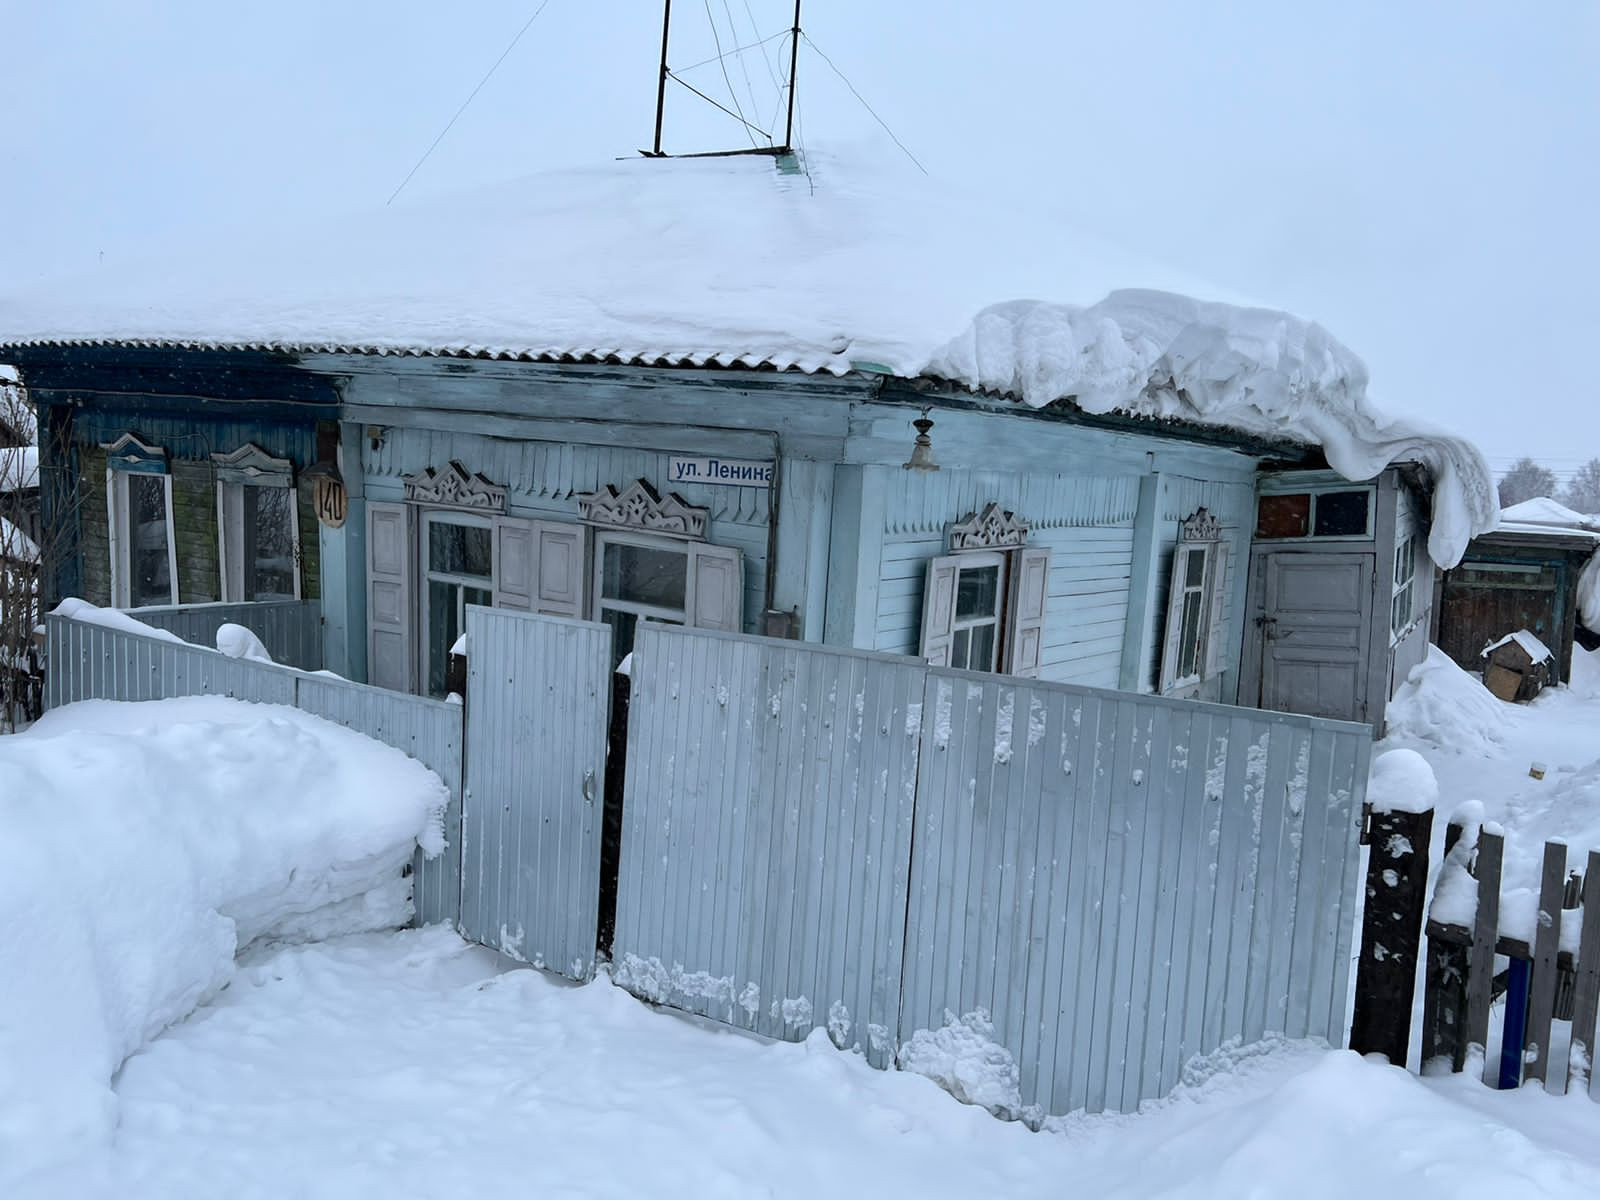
[1434,499,1600,684]
[0,153,1489,734]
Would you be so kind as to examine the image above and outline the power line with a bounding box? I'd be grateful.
[722,0,767,138]
[703,0,759,147]
[667,71,772,140]
[673,27,788,75]
[800,31,927,175]
[386,0,556,206]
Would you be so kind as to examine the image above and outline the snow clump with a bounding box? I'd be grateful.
[898,1009,1024,1119]
[1383,645,1513,754]
[0,696,448,1182]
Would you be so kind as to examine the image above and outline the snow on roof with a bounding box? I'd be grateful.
[1481,629,1554,663]
[1500,496,1600,532]
[0,446,38,492]
[0,149,1496,565]
[0,515,37,562]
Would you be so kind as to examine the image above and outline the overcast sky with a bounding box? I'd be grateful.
[4,2,1595,477]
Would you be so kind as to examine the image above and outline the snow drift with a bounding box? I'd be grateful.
[0,149,1496,565]
[1382,645,1514,754]
[0,696,447,1183]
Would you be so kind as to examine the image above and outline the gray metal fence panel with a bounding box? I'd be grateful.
[45,613,464,929]
[459,606,611,980]
[46,614,298,708]
[129,600,324,670]
[899,668,1371,1116]
[295,673,464,928]
[614,623,925,1067]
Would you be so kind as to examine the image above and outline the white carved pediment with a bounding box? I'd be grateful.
[578,479,708,539]
[949,502,1030,551]
[212,443,294,487]
[404,461,507,512]
[1180,507,1222,542]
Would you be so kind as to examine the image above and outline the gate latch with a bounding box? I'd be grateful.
[582,769,596,805]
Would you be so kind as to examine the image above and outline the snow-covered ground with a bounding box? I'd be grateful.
[0,697,447,1184]
[12,926,1599,1200]
[8,661,1600,1198]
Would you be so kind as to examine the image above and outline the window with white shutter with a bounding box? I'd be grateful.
[917,504,1050,677]
[1158,508,1229,694]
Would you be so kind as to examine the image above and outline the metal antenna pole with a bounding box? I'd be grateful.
[781,0,800,153]
[652,0,673,155]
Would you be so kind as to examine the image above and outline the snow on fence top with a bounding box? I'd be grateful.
[0,149,1495,564]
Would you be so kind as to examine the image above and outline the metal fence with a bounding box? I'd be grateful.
[458,606,612,980]
[127,599,324,670]
[903,670,1369,1116]
[613,625,926,1067]
[45,612,463,926]
[613,622,1371,1116]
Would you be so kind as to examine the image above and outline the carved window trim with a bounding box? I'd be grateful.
[403,461,507,514]
[577,478,708,541]
[947,502,1030,552]
[212,443,294,488]
[102,432,168,476]
[1179,506,1222,544]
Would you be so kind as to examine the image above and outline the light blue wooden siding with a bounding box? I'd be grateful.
[363,427,773,633]
[1141,475,1256,700]
[870,467,1141,689]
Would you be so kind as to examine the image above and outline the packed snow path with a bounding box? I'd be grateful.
[13,926,1599,1199]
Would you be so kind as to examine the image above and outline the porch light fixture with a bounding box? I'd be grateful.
[903,411,939,472]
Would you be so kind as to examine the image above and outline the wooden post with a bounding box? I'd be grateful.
[1350,805,1434,1064]
[1524,841,1567,1091]
[1570,853,1600,1098]
[1468,829,1503,1085]
[1421,820,1470,1070]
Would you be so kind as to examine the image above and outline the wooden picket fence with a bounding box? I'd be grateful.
[1349,802,1600,1097]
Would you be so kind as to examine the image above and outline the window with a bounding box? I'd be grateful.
[215,445,301,603]
[1391,536,1416,639]
[1158,509,1230,694]
[595,532,689,666]
[948,554,1005,672]
[104,435,177,609]
[918,504,1052,677]
[1255,488,1372,540]
[422,513,493,697]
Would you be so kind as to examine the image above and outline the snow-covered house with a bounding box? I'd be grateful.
[0,152,1494,730]
[1435,497,1600,683]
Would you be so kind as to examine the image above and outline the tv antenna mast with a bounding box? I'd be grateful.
[645,0,802,159]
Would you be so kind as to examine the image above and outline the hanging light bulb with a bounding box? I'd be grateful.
[903,410,939,471]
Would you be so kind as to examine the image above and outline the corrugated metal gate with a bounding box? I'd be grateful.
[612,625,924,1066]
[613,622,1371,1116]
[458,606,612,980]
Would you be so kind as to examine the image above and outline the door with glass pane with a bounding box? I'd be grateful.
[421,512,494,697]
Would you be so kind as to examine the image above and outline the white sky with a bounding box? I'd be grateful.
[3,2,1595,476]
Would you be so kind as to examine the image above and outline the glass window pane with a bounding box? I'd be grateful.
[1313,490,1369,537]
[1183,547,1206,588]
[602,541,687,611]
[955,565,1000,621]
[1178,591,1204,680]
[970,623,997,672]
[129,474,171,607]
[1256,493,1310,538]
[951,627,971,670]
[601,609,639,669]
[244,486,296,601]
[428,520,492,578]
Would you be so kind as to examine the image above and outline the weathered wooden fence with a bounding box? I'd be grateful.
[614,622,1373,1116]
[126,599,324,670]
[1350,801,1600,1099]
[44,611,463,926]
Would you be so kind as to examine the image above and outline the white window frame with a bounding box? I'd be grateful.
[104,435,178,609]
[591,528,693,632]
[946,551,1007,673]
[214,445,301,603]
[918,503,1051,678]
[418,508,495,696]
[1391,535,1416,642]
[1158,508,1230,695]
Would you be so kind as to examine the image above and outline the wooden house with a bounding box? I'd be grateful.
[1434,498,1600,684]
[0,153,1491,733]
